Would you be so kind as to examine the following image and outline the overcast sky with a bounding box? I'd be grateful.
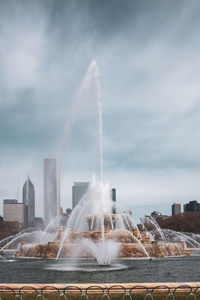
[1,0,200,221]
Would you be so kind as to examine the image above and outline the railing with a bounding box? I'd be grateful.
[0,284,200,300]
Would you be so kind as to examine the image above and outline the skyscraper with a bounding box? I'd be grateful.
[72,182,89,209]
[72,182,117,212]
[111,188,116,214]
[172,202,181,216]
[184,200,200,212]
[23,177,35,225]
[44,158,60,225]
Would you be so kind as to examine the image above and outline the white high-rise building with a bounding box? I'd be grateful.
[3,199,24,223]
[44,158,60,225]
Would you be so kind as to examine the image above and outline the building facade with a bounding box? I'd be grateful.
[44,158,60,225]
[184,200,200,212]
[23,177,35,226]
[72,182,89,209]
[172,202,181,216]
[66,208,72,215]
[72,182,117,212]
[3,199,24,223]
[111,188,116,214]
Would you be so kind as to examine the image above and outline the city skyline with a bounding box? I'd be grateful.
[1,161,200,222]
[1,1,200,220]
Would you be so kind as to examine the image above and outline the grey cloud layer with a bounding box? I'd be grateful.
[0,0,200,217]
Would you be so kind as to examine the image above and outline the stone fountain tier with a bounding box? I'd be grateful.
[54,228,151,245]
[16,229,190,259]
[119,241,189,258]
[86,213,136,231]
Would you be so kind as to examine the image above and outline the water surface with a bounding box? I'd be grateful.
[0,256,199,283]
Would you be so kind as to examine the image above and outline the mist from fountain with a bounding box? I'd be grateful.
[82,239,119,266]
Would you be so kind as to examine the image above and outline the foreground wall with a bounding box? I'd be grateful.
[0,283,199,300]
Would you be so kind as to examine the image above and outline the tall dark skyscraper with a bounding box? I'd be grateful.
[44,158,60,225]
[72,182,117,212]
[22,177,35,226]
[184,200,200,212]
[111,188,116,214]
[72,182,89,209]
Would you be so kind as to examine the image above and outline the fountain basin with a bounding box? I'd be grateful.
[16,229,189,259]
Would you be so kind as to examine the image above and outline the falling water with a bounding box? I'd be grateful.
[164,229,200,248]
[94,61,103,182]
[57,59,107,262]
[56,178,119,263]
[1,230,56,251]
[82,239,119,265]
[141,216,166,241]
[86,59,103,182]
[0,222,58,251]
[0,227,37,248]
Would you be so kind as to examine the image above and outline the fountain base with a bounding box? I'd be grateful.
[16,229,189,259]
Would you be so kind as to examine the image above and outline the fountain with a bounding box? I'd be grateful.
[13,177,190,262]
[1,59,199,265]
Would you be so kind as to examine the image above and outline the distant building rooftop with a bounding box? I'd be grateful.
[151,211,162,217]
[123,210,132,215]
[34,217,44,225]
[3,199,18,204]
[73,182,90,186]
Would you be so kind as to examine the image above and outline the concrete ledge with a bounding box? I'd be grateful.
[0,283,200,293]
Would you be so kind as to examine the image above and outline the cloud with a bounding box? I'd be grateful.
[1,0,200,219]
[0,1,47,94]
